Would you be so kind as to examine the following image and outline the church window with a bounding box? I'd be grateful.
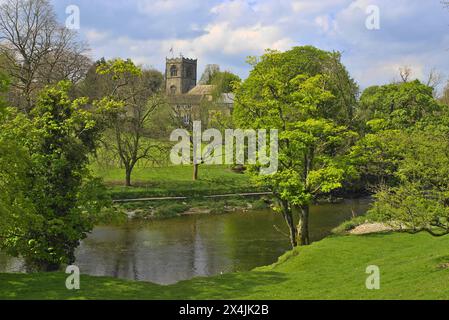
[170,65,178,77]
[170,85,177,95]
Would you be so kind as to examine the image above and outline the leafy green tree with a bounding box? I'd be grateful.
[205,71,241,153]
[0,81,111,271]
[0,114,32,239]
[369,129,449,236]
[234,47,357,247]
[170,95,214,181]
[366,2,449,237]
[0,71,8,109]
[95,58,169,186]
[0,72,32,236]
[358,80,442,132]
[350,130,406,188]
[241,46,358,127]
[351,80,447,192]
[209,71,241,95]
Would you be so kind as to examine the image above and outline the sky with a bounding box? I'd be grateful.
[50,0,449,89]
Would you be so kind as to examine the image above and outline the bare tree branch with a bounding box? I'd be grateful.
[0,0,91,112]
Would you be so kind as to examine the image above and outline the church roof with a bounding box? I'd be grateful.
[188,85,215,95]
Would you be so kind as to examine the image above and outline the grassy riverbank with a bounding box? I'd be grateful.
[95,164,271,219]
[1,232,449,300]
[96,165,261,200]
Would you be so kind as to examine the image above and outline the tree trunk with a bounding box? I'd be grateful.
[280,199,297,248]
[125,168,132,187]
[193,163,199,181]
[298,205,310,246]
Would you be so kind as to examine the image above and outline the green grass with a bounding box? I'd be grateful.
[2,232,449,300]
[94,165,261,199]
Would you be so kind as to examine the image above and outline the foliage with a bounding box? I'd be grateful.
[0,69,10,113]
[0,71,9,98]
[368,129,449,236]
[358,80,443,132]
[440,81,449,107]
[351,80,449,235]
[0,73,32,240]
[234,46,357,246]
[351,81,446,192]
[94,58,170,186]
[240,46,359,127]
[209,71,241,95]
[206,71,241,130]
[352,78,449,237]
[371,183,449,236]
[350,130,406,188]
[352,79,449,234]
[0,81,111,271]
[96,58,142,80]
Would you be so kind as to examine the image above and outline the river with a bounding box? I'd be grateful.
[0,198,370,284]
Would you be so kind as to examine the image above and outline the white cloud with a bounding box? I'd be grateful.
[172,22,293,55]
[55,0,449,88]
[84,19,294,75]
[315,15,332,33]
[85,29,109,43]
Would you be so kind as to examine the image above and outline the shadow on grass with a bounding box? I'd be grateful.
[160,271,288,300]
[0,270,288,300]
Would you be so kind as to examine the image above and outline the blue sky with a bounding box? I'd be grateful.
[51,0,449,89]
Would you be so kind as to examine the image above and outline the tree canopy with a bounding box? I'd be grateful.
[352,76,449,237]
[234,46,357,247]
[209,71,241,95]
[0,81,112,271]
[369,129,449,236]
[240,46,359,127]
[92,58,169,186]
[358,80,443,132]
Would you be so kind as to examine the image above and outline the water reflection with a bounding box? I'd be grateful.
[0,198,370,284]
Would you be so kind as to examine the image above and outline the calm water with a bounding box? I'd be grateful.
[0,198,370,284]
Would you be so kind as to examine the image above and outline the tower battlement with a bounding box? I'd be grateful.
[166,57,197,64]
[165,56,197,95]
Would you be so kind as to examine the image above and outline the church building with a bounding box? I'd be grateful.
[165,56,234,125]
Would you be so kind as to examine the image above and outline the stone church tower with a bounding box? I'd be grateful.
[165,57,197,95]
